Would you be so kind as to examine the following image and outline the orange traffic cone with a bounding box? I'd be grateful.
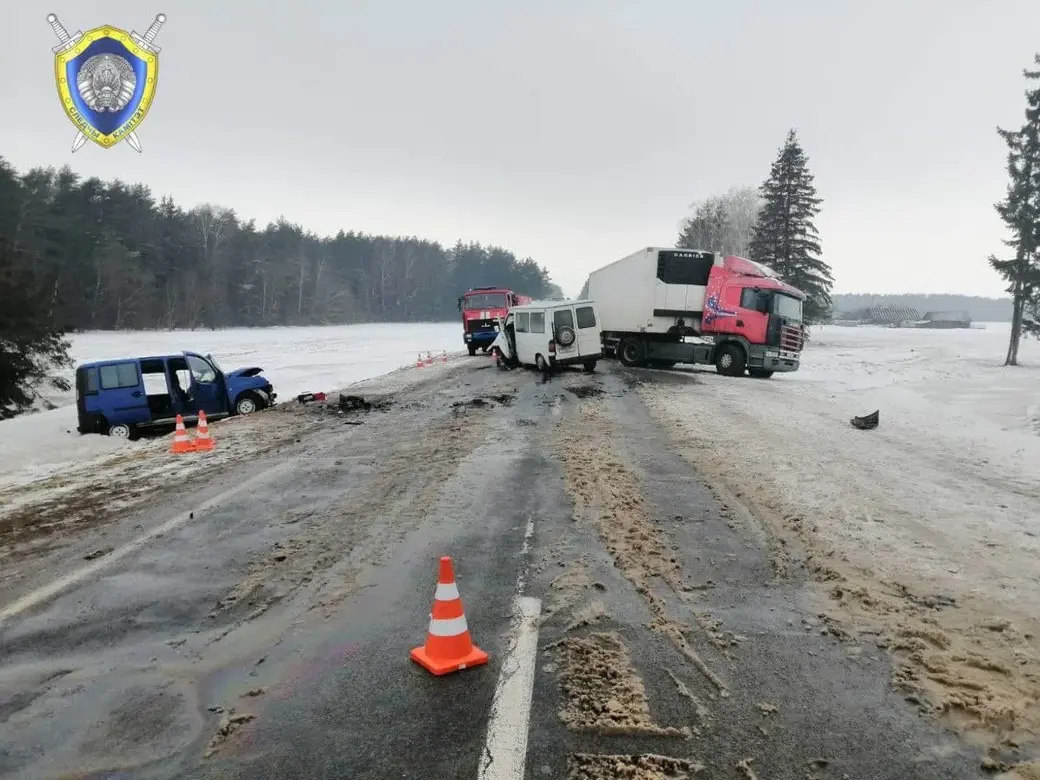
[194,410,215,451]
[424,351,434,366]
[171,415,195,454]
[411,556,488,676]
[416,353,424,369]
[441,350,448,363]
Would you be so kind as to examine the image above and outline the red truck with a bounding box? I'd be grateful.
[582,248,805,377]
[457,287,534,355]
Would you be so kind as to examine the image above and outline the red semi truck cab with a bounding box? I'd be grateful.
[457,287,533,355]
[700,255,806,359]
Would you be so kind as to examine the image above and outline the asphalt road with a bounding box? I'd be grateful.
[0,359,992,779]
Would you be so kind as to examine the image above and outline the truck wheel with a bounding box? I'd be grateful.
[107,422,134,439]
[748,369,774,379]
[618,338,646,367]
[467,344,477,356]
[714,344,747,377]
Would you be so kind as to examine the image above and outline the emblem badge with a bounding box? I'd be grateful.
[47,13,166,152]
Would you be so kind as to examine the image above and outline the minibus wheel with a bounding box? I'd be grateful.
[108,422,133,439]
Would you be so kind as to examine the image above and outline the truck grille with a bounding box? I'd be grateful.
[780,325,804,352]
[467,319,497,333]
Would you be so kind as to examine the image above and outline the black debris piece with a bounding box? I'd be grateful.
[850,410,879,430]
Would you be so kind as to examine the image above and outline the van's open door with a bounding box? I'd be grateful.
[184,352,230,417]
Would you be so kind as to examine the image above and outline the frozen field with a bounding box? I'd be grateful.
[639,322,1040,746]
[0,322,464,489]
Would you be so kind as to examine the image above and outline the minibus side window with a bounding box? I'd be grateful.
[529,311,545,334]
[575,306,597,329]
[99,362,139,390]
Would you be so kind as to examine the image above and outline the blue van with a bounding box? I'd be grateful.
[74,351,277,438]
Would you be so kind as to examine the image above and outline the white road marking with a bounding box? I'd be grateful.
[0,461,292,625]
[477,595,542,780]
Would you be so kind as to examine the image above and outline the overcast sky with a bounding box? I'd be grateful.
[4,1,1038,298]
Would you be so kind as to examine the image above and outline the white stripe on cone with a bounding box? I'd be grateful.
[428,615,469,637]
[435,582,460,601]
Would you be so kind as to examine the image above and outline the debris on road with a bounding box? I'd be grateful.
[555,632,689,738]
[850,409,879,430]
[736,757,760,779]
[204,708,256,758]
[568,753,706,779]
[338,394,381,412]
[83,547,113,560]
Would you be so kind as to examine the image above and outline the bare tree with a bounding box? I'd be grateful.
[677,186,762,257]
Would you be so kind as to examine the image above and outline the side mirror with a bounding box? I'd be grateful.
[457,298,462,312]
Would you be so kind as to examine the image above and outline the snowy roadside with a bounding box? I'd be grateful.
[638,323,1040,749]
[0,351,470,578]
[0,322,463,491]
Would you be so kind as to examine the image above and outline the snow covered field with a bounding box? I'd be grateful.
[0,322,464,489]
[639,323,1040,746]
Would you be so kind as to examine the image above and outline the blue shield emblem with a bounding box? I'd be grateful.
[49,16,164,151]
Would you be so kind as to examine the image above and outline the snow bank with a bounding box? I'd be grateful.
[641,322,1040,614]
[0,322,464,489]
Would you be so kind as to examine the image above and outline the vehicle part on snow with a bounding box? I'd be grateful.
[850,410,879,430]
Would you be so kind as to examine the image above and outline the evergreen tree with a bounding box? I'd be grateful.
[747,129,833,322]
[989,53,1040,366]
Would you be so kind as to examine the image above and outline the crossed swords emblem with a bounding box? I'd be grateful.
[46,12,166,153]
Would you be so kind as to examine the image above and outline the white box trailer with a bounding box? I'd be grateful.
[582,247,806,377]
[584,247,721,336]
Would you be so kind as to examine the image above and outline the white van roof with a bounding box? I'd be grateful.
[511,298,595,310]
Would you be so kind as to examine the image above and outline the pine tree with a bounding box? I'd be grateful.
[748,129,833,322]
[990,53,1040,366]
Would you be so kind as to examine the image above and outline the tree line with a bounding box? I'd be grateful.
[0,156,557,417]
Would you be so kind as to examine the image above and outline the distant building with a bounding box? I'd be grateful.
[918,311,972,329]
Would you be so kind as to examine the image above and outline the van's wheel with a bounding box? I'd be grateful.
[748,369,774,379]
[235,393,262,415]
[107,422,134,439]
[467,344,477,356]
[583,360,598,373]
[618,338,646,367]
[535,354,549,372]
[714,344,747,377]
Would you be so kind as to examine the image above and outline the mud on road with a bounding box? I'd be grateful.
[0,359,1032,779]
